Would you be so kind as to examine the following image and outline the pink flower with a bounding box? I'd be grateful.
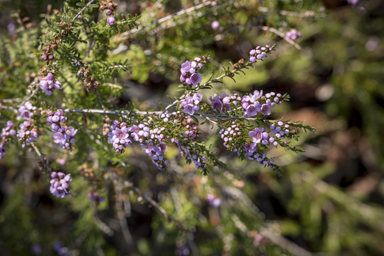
[190,73,202,87]
[260,104,271,115]
[107,15,115,25]
[211,21,219,30]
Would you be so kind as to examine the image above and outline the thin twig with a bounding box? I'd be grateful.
[1,98,22,103]
[72,0,96,22]
[108,65,128,69]
[30,142,51,171]
[259,26,302,50]
[114,0,224,41]
[94,215,114,236]
[114,182,134,250]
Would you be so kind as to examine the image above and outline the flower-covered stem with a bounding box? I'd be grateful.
[163,55,267,114]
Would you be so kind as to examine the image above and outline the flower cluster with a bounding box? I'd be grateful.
[141,131,168,168]
[1,121,16,142]
[50,172,72,198]
[99,0,118,25]
[18,101,36,120]
[242,91,282,118]
[45,109,76,150]
[39,73,62,95]
[17,120,38,148]
[132,124,168,169]
[209,92,231,112]
[180,93,203,115]
[46,109,67,131]
[249,45,273,63]
[0,121,16,159]
[107,121,169,169]
[269,121,295,146]
[180,57,207,87]
[172,123,207,171]
[286,29,302,41]
[53,126,77,150]
[0,142,6,160]
[107,120,132,153]
[220,123,242,151]
[243,143,274,167]
[160,111,182,123]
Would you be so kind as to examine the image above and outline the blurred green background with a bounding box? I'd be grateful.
[1,0,384,255]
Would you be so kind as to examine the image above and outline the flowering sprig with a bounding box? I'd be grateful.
[0,0,315,202]
[50,172,72,198]
[180,93,203,115]
[99,0,118,25]
[45,109,77,151]
[107,120,132,153]
[285,29,302,41]
[17,120,38,148]
[180,56,207,87]
[0,121,16,159]
[39,73,62,95]
[46,109,67,131]
[53,126,77,151]
[18,101,36,120]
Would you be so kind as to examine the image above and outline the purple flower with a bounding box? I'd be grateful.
[245,102,260,117]
[260,104,271,115]
[31,244,42,255]
[50,172,72,198]
[207,194,221,207]
[53,132,65,144]
[46,73,54,81]
[183,104,199,115]
[18,101,35,120]
[286,29,302,41]
[39,74,62,95]
[180,61,192,74]
[348,0,358,5]
[7,121,14,128]
[249,128,264,145]
[193,93,203,104]
[0,143,6,159]
[209,95,223,111]
[180,94,201,115]
[190,73,202,87]
[211,21,219,30]
[105,9,113,16]
[250,90,263,102]
[107,15,115,25]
